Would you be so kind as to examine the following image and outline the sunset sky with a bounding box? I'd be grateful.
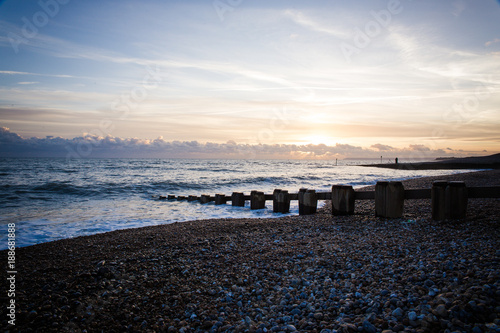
[0,0,499,159]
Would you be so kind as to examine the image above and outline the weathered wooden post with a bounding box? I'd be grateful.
[300,189,317,215]
[375,181,388,217]
[188,195,198,202]
[432,180,448,220]
[215,194,227,205]
[386,181,404,218]
[446,181,467,219]
[375,181,404,218]
[200,194,211,204]
[273,189,281,213]
[331,185,355,215]
[177,196,186,201]
[231,192,245,207]
[250,190,266,210]
[167,195,176,200]
[298,188,307,215]
[276,190,290,213]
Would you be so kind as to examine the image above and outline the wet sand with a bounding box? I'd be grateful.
[2,170,499,332]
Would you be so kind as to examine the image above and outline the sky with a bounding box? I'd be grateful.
[0,0,499,159]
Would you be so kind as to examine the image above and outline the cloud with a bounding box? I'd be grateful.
[485,38,500,47]
[370,143,394,151]
[0,70,73,78]
[0,127,463,160]
[284,9,350,39]
[407,144,430,152]
[0,127,24,143]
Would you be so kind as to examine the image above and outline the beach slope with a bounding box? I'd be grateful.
[2,170,499,332]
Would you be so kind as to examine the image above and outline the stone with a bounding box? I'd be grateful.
[392,323,404,332]
[314,313,323,319]
[362,320,377,333]
[435,304,448,318]
[392,307,404,319]
[408,311,417,321]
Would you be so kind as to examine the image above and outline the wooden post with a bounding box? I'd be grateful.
[386,181,404,218]
[188,195,198,202]
[215,194,226,205]
[167,195,176,200]
[298,188,307,215]
[300,189,317,215]
[231,192,245,207]
[446,181,467,219]
[332,185,355,215]
[250,190,266,210]
[375,181,388,217]
[276,190,290,213]
[375,181,404,218]
[200,194,211,204]
[273,189,281,213]
[177,196,186,201]
[432,180,448,221]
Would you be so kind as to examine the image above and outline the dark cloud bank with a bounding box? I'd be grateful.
[0,127,453,160]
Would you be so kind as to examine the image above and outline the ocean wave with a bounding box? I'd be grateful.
[292,175,322,181]
[185,166,246,173]
[31,181,102,197]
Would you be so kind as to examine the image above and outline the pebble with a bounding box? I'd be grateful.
[392,307,404,319]
[362,320,377,333]
[435,304,448,318]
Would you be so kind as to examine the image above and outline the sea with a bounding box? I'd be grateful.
[0,158,476,249]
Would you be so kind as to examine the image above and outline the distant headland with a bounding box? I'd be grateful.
[363,153,500,170]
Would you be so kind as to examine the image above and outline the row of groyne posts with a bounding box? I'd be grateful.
[159,181,500,221]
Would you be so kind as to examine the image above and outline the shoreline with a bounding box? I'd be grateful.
[2,170,499,332]
[361,163,499,170]
[362,153,500,170]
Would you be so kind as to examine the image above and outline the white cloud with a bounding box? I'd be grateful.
[0,70,73,78]
[284,9,351,39]
[485,38,500,47]
[0,127,465,160]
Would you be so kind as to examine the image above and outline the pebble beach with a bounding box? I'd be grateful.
[3,170,500,333]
